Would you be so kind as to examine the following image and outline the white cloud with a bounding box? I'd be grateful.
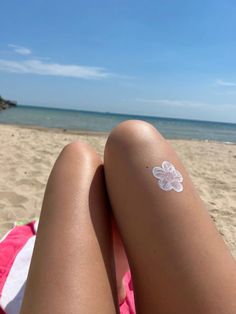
[8,44,32,56]
[216,79,236,87]
[0,59,111,79]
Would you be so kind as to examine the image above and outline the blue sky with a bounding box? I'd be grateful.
[1,0,236,123]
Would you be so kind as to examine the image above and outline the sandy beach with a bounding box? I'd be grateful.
[0,123,236,258]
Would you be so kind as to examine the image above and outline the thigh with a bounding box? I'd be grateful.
[104,120,236,314]
[20,141,118,314]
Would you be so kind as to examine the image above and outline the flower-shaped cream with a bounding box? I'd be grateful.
[152,161,183,192]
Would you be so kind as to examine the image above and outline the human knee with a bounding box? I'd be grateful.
[57,140,101,169]
[105,120,164,155]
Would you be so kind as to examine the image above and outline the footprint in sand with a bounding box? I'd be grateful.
[0,191,28,206]
[16,178,45,189]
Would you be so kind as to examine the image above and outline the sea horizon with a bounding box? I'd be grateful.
[16,104,236,125]
[0,104,236,143]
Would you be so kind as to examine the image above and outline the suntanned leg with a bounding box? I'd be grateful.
[20,141,118,314]
[104,120,236,314]
[112,217,130,304]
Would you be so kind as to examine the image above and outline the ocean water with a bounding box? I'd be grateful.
[0,105,236,143]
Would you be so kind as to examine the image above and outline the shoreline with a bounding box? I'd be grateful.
[1,122,235,144]
[0,122,109,137]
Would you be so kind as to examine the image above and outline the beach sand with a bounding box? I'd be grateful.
[0,124,236,258]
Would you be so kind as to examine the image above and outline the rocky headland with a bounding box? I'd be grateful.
[0,96,17,111]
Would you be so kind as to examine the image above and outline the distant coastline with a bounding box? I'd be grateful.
[0,96,17,111]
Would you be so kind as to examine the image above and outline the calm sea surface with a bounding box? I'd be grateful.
[0,105,236,143]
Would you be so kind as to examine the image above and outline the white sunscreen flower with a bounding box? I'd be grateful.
[152,161,183,192]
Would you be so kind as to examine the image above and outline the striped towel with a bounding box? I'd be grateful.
[0,222,135,314]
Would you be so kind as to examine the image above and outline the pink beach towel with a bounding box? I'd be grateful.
[0,222,135,314]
